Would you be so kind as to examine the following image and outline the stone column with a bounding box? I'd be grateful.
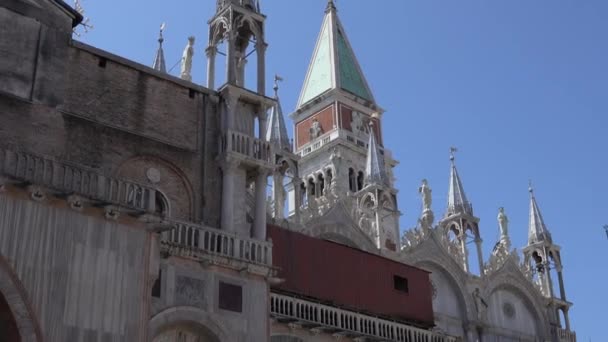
[544,260,555,299]
[221,160,238,232]
[273,173,285,220]
[236,50,247,87]
[258,111,268,140]
[256,42,267,95]
[292,177,302,222]
[460,236,470,273]
[206,46,217,89]
[253,169,268,240]
[475,238,485,276]
[557,267,567,301]
[226,32,236,85]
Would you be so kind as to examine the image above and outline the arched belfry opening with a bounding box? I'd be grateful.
[207,0,266,94]
[0,291,21,342]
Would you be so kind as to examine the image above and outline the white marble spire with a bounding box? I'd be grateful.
[153,23,167,73]
[265,75,291,152]
[364,122,388,186]
[528,184,552,244]
[446,148,473,216]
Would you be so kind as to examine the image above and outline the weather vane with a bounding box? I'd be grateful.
[449,147,458,161]
[273,74,284,95]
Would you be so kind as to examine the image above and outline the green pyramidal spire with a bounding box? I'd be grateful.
[297,2,375,108]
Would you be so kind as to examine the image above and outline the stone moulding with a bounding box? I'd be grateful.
[0,148,158,214]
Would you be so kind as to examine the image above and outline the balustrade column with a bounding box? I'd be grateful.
[253,169,268,240]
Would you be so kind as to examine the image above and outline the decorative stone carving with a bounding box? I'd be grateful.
[472,288,488,322]
[503,302,516,319]
[309,118,322,140]
[27,185,46,202]
[67,195,85,211]
[175,276,206,309]
[350,111,368,137]
[104,205,120,221]
[146,167,161,184]
[180,36,195,82]
[419,179,432,211]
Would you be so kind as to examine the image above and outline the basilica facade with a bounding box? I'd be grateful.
[0,0,576,341]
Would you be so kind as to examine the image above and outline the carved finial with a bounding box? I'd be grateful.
[326,0,337,13]
[273,74,284,97]
[528,180,534,194]
[449,146,458,163]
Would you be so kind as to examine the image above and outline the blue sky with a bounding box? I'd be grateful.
[78,0,607,339]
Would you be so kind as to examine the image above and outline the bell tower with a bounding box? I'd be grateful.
[208,0,275,239]
[288,0,400,252]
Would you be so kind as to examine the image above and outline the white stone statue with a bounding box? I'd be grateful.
[472,288,488,321]
[180,36,195,81]
[309,119,322,140]
[497,207,509,238]
[419,179,432,211]
[351,111,366,136]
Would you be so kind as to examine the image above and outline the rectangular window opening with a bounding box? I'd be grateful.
[394,275,409,293]
[219,281,243,313]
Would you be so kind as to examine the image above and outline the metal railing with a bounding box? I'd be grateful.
[271,293,459,342]
[160,221,272,267]
[0,149,156,212]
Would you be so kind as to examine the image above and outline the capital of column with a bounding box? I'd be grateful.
[206,45,217,57]
[219,158,240,172]
[255,41,268,53]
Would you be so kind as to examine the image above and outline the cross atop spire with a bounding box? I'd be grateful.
[528,184,553,244]
[297,1,375,108]
[265,75,291,152]
[446,147,473,216]
[153,23,167,73]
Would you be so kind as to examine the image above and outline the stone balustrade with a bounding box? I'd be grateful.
[552,327,576,342]
[221,130,272,164]
[271,293,459,342]
[0,148,156,212]
[160,221,272,267]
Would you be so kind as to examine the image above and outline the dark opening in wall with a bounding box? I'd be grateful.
[219,282,242,313]
[152,270,162,298]
[393,275,409,293]
[98,57,107,68]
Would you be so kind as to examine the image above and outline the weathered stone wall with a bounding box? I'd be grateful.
[151,259,270,342]
[0,19,223,225]
[0,192,151,341]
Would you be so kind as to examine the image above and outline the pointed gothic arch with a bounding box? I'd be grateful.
[0,255,42,342]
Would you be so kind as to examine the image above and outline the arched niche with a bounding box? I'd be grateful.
[0,255,41,342]
[150,307,228,342]
[114,156,195,221]
[152,322,220,342]
[484,286,541,340]
[418,262,467,338]
[0,291,21,342]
